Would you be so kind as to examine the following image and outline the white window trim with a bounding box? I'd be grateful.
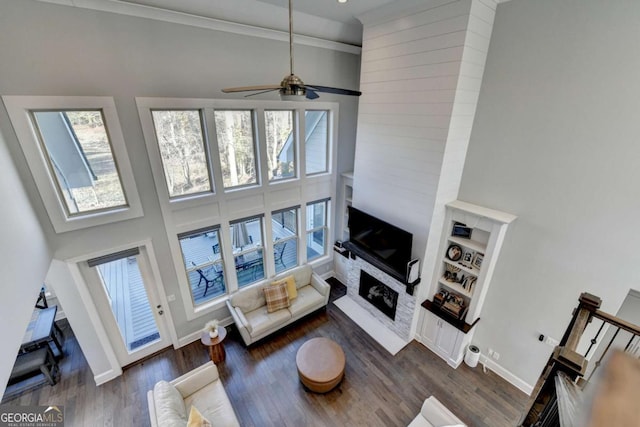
[3,96,143,233]
[137,97,338,320]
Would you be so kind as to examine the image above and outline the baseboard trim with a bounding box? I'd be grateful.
[479,355,534,396]
[177,316,234,348]
[94,368,122,386]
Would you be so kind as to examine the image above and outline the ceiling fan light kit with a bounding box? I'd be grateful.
[222,0,361,100]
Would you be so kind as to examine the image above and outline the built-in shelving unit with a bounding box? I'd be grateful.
[339,172,353,243]
[417,200,516,368]
[334,172,354,284]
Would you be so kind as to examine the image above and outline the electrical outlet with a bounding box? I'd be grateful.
[167,294,176,302]
[545,336,559,347]
[488,348,494,358]
[492,351,500,360]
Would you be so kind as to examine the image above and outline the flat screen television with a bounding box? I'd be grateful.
[347,206,413,279]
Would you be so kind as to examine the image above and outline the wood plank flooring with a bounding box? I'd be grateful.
[3,280,527,426]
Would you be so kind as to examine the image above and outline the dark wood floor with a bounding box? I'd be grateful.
[3,280,527,426]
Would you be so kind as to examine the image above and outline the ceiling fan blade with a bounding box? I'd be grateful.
[245,88,281,98]
[305,85,362,97]
[305,89,319,100]
[222,85,281,93]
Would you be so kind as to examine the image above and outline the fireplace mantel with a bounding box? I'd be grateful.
[343,241,420,295]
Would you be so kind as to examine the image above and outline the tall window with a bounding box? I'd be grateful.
[272,206,299,274]
[214,110,258,189]
[178,227,226,305]
[306,200,328,261]
[305,110,329,175]
[4,96,143,232]
[31,110,127,215]
[265,110,295,181]
[230,216,265,288]
[151,110,212,198]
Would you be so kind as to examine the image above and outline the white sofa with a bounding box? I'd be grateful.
[408,396,466,427]
[147,361,239,427]
[226,264,330,346]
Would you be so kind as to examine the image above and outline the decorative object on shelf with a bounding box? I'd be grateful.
[472,253,484,269]
[462,276,476,292]
[446,244,463,261]
[461,250,474,267]
[451,222,472,239]
[442,293,467,320]
[444,263,462,283]
[434,289,449,306]
[203,319,220,339]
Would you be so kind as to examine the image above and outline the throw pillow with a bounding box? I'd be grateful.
[271,274,297,300]
[187,405,212,427]
[152,380,186,425]
[263,282,290,313]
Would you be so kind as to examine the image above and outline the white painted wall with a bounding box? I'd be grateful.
[0,0,359,380]
[0,116,51,397]
[458,0,640,388]
[45,260,121,384]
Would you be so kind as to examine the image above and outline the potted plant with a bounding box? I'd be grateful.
[203,319,219,339]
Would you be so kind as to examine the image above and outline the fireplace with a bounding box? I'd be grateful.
[358,270,398,320]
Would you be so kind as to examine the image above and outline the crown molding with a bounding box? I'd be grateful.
[35,0,362,55]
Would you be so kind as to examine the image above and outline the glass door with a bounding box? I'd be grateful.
[87,247,171,366]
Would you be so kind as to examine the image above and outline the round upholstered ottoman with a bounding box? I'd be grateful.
[296,337,345,393]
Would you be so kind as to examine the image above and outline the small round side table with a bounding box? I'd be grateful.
[200,327,227,364]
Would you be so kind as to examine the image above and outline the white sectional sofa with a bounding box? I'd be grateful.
[148,361,239,427]
[226,264,331,346]
[408,396,466,427]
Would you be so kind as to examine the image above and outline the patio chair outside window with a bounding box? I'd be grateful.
[274,241,287,268]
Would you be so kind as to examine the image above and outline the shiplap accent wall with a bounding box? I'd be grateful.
[353,0,497,271]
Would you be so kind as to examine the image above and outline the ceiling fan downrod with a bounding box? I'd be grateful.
[289,0,294,76]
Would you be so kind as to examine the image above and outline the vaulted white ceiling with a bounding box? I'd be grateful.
[39,0,509,46]
[61,0,400,45]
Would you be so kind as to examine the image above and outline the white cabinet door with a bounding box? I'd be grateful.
[420,310,464,367]
[420,311,440,347]
[436,319,461,357]
[334,253,349,284]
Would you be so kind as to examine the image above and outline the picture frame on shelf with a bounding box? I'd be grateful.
[446,244,463,261]
[462,250,474,267]
[451,222,472,239]
[472,253,484,269]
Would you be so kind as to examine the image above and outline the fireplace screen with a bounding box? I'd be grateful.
[358,270,398,320]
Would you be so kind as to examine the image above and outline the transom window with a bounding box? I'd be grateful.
[305,110,329,176]
[151,110,212,198]
[214,110,258,189]
[265,110,295,181]
[306,199,329,261]
[178,227,226,305]
[272,206,299,274]
[31,110,127,216]
[230,216,265,288]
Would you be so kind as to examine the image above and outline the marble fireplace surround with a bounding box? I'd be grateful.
[345,256,417,341]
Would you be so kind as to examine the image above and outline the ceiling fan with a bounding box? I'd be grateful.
[221,0,362,100]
